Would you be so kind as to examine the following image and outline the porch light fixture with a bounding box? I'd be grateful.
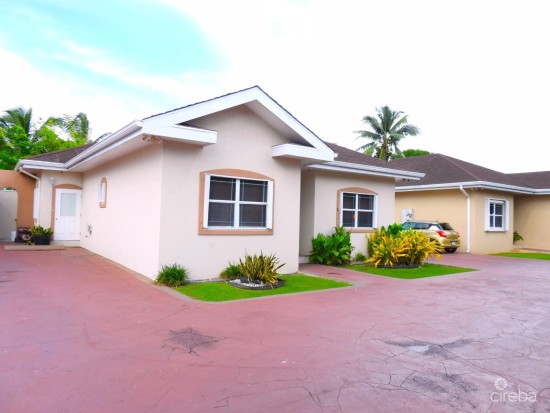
[49,177,55,186]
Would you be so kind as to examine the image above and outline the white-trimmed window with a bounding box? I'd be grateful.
[485,198,508,231]
[204,175,273,229]
[341,192,377,229]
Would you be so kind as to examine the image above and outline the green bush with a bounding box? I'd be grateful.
[238,252,285,285]
[367,225,441,267]
[29,225,54,237]
[155,263,188,287]
[309,226,354,266]
[220,263,242,279]
[354,252,367,262]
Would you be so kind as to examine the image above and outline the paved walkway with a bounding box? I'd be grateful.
[1,246,549,412]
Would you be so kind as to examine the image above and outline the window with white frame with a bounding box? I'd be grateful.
[486,198,508,231]
[341,192,377,229]
[204,175,273,229]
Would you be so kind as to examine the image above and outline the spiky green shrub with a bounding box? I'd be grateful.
[155,263,188,287]
[367,225,441,267]
[238,252,285,285]
[309,226,354,266]
[367,233,408,267]
[220,263,242,279]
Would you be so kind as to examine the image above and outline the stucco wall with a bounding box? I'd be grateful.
[299,172,315,255]
[395,189,468,252]
[80,145,163,278]
[469,190,514,253]
[514,195,550,250]
[0,170,35,228]
[157,106,303,280]
[301,170,396,257]
[395,188,515,254]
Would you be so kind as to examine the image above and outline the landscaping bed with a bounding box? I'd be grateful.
[174,274,351,302]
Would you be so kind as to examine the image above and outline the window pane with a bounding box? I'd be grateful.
[490,216,495,227]
[240,180,267,202]
[60,193,76,216]
[209,177,235,201]
[342,210,355,227]
[489,203,495,214]
[357,211,373,227]
[494,204,503,215]
[343,193,355,209]
[494,216,503,228]
[208,203,234,226]
[358,194,373,210]
[240,204,266,227]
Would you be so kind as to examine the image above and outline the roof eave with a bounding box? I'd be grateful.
[307,161,425,180]
[395,181,536,194]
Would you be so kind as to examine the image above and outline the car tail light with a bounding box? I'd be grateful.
[436,230,447,237]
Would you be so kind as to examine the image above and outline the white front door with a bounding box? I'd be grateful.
[54,189,81,241]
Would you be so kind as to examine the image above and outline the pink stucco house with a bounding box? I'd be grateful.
[15,86,422,280]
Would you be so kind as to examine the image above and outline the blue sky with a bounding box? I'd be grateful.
[1,0,550,173]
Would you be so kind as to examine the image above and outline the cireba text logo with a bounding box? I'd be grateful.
[490,377,537,403]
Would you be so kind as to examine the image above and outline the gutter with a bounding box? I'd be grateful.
[459,185,471,253]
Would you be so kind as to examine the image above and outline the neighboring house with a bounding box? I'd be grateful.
[14,86,422,280]
[391,154,550,254]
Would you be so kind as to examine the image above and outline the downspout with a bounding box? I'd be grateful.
[459,185,471,253]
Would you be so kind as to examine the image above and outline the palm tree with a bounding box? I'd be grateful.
[356,106,419,161]
[0,107,34,136]
[47,112,92,145]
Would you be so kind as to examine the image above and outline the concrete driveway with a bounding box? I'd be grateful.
[1,247,549,412]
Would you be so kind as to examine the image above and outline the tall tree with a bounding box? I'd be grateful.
[0,107,96,170]
[356,106,419,161]
[0,107,34,136]
[49,112,92,145]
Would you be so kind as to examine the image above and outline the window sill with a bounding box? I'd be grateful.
[199,228,273,236]
[344,228,377,234]
[485,229,507,233]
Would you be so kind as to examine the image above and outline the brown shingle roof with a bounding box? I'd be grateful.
[26,144,94,163]
[323,142,420,173]
[390,154,529,187]
[508,171,550,189]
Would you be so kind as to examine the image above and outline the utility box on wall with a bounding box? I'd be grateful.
[401,208,414,223]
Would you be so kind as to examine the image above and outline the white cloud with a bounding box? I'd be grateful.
[3,0,550,173]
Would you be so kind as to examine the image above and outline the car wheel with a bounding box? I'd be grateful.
[445,248,457,253]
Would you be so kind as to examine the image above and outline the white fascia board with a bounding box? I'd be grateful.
[17,160,67,171]
[142,124,217,146]
[142,87,266,130]
[395,181,535,194]
[271,144,335,162]
[143,87,331,153]
[308,162,424,180]
[65,120,143,169]
[253,93,332,153]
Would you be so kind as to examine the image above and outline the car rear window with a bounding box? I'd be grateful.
[439,223,454,230]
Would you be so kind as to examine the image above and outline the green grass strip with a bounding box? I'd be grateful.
[174,274,351,302]
[492,252,550,260]
[345,263,475,279]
